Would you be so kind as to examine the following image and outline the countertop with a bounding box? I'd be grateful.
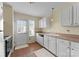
[4,36,12,40]
[37,32,79,43]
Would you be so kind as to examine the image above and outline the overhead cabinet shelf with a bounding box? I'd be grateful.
[60,4,79,26]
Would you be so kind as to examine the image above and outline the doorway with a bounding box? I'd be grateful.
[14,20,29,49]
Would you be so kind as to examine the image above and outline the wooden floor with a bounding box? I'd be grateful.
[11,42,42,57]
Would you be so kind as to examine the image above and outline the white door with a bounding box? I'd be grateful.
[71,42,79,57]
[44,35,49,49]
[0,3,5,57]
[57,39,70,57]
[61,6,72,26]
[49,36,56,55]
[73,4,79,26]
[14,20,29,46]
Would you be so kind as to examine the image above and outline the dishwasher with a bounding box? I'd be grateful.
[36,33,44,46]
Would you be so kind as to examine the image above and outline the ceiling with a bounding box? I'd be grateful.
[7,2,68,17]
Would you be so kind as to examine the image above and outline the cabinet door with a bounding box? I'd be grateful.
[38,36,43,46]
[49,36,56,55]
[61,6,72,26]
[71,42,79,57]
[57,39,70,57]
[36,33,43,46]
[73,4,79,26]
[44,35,49,49]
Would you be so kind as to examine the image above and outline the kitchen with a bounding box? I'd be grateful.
[0,2,79,57]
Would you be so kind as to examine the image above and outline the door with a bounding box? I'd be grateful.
[44,35,49,49]
[71,42,79,57]
[14,20,29,46]
[73,4,79,26]
[0,3,5,57]
[61,6,72,26]
[49,36,56,55]
[57,39,70,57]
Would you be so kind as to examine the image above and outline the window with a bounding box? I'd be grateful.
[29,20,35,36]
[17,20,26,33]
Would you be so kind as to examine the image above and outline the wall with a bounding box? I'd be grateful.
[43,3,79,35]
[14,12,40,30]
[3,3,13,36]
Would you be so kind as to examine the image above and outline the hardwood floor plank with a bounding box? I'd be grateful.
[11,42,42,57]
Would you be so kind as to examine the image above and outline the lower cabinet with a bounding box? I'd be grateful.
[36,33,79,57]
[36,33,44,46]
[57,39,70,57]
[44,35,49,49]
[71,42,79,57]
[49,36,56,55]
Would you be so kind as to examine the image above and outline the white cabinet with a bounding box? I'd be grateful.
[49,36,56,55]
[44,35,49,49]
[57,39,70,57]
[39,17,50,28]
[61,6,73,26]
[36,33,44,46]
[61,4,79,26]
[73,4,79,26]
[71,42,79,57]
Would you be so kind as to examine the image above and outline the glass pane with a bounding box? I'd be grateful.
[17,20,26,33]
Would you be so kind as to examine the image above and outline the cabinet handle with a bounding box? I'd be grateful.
[72,48,74,50]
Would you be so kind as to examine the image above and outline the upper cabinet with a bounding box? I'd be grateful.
[39,17,50,28]
[73,4,79,26]
[61,6,73,26]
[60,4,79,26]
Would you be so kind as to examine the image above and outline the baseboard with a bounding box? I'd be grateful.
[15,44,29,50]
